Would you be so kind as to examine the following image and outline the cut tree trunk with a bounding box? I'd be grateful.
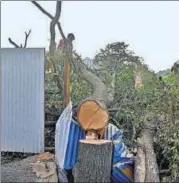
[73,140,113,182]
[143,129,160,181]
[73,53,109,132]
[134,139,146,182]
[134,113,160,182]
[77,100,109,131]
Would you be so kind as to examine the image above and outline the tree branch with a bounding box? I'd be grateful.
[31,1,53,19]
[31,1,66,40]
[8,29,31,48]
[31,1,65,95]
[57,22,66,41]
[8,38,20,48]
[49,1,61,54]
[24,29,31,48]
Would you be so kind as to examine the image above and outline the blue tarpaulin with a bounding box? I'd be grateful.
[55,104,134,182]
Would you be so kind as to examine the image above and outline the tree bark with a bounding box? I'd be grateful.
[134,113,160,182]
[73,140,113,182]
[73,52,108,106]
[143,122,160,182]
[134,139,146,182]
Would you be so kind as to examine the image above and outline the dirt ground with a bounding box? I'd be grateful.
[1,156,38,182]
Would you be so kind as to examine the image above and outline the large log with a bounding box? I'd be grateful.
[134,113,160,182]
[73,52,109,132]
[77,100,109,131]
[134,138,146,182]
[143,114,160,182]
[73,140,113,182]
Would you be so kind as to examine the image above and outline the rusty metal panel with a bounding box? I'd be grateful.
[1,48,45,153]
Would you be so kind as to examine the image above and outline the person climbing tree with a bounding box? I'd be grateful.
[57,33,75,52]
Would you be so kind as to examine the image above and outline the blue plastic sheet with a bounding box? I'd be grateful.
[110,128,134,183]
[55,105,134,182]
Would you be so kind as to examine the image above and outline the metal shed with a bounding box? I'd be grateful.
[0,48,45,153]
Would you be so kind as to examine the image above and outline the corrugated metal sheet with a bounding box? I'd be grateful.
[1,48,45,153]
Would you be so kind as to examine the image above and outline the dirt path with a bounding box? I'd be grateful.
[1,156,38,182]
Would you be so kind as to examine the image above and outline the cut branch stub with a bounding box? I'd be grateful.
[77,99,109,131]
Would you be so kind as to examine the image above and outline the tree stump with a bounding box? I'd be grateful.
[73,140,113,182]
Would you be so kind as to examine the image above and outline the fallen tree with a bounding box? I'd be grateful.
[134,112,160,182]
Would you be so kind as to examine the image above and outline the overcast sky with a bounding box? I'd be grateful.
[1,1,179,72]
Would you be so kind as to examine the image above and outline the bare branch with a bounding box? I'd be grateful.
[31,1,66,40]
[57,22,66,41]
[8,29,31,48]
[31,1,53,19]
[8,38,20,48]
[24,29,31,48]
[49,1,62,54]
[47,1,63,96]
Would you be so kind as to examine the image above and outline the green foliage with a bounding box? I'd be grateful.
[94,42,179,181]
[71,73,92,106]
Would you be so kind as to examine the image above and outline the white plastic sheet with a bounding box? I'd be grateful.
[55,102,72,168]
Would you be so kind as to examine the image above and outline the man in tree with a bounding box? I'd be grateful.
[57,33,75,52]
[50,33,75,73]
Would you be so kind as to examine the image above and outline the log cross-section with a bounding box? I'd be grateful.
[77,100,109,131]
[73,140,113,182]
